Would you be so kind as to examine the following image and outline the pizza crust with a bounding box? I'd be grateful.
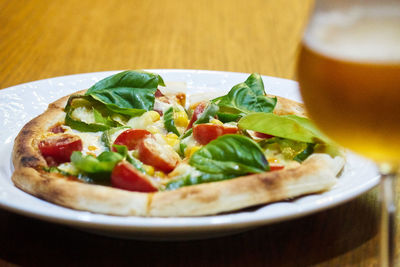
[12,91,345,217]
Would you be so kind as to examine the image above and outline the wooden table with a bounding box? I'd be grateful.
[0,0,392,266]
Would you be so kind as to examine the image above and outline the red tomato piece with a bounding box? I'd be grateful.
[155,89,164,97]
[138,136,180,173]
[254,132,274,139]
[222,125,239,134]
[111,161,157,192]
[113,129,151,151]
[38,134,83,164]
[193,124,239,145]
[186,102,207,130]
[49,124,65,134]
[269,165,285,171]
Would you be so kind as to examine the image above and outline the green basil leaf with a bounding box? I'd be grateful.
[193,102,219,125]
[244,73,265,96]
[212,73,276,122]
[180,128,193,140]
[65,112,111,132]
[93,108,114,126]
[71,151,123,174]
[85,70,163,116]
[112,144,146,173]
[87,70,164,93]
[189,134,269,175]
[238,113,331,144]
[216,113,241,123]
[101,126,130,150]
[217,83,277,115]
[294,143,316,163]
[164,107,180,136]
[165,172,236,190]
[64,95,117,132]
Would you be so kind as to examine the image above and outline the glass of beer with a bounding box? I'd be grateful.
[297,0,400,266]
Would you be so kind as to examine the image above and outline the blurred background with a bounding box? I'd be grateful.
[0,0,311,88]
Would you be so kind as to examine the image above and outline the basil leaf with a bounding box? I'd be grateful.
[217,83,277,115]
[165,172,236,190]
[93,108,115,126]
[180,128,193,140]
[164,107,180,135]
[101,126,130,150]
[112,144,146,173]
[217,113,241,123]
[87,70,164,93]
[294,143,316,163]
[64,95,117,132]
[65,112,111,132]
[244,72,265,96]
[238,113,331,144]
[212,73,276,122]
[71,151,123,174]
[85,70,163,116]
[193,102,219,125]
[189,134,269,175]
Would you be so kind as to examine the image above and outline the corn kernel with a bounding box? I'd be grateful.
[146,110,161,122]
[143,164,155,176]
[88,145,98,151]
[210,118,223,125]
[147,125,159,134]
[86,152,96,157]
[174,111,188,127]
[269,157,280,164]
[185,146,201,158]
[154,171,166,178]
[163,133,179,147]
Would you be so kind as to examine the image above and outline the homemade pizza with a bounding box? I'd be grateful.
[12,70,345,217]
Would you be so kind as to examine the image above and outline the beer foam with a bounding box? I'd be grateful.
[304,5,400,62]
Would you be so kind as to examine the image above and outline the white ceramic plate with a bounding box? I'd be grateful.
[0,70,380,240]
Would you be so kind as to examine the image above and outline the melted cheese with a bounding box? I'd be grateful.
[71,107,95,124]
[63,126,106,156]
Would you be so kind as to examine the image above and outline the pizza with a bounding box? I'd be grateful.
[12,70,345,217]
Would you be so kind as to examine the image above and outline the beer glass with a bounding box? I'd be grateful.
[297,0,400,266]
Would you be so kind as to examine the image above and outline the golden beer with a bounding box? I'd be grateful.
[297,6,400,163]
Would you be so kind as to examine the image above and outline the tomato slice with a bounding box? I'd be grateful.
[38,134,83,165]
[138,136,180,173]
[187,102,207,130]
[111,161,157,192]
[193,124,238,145]
[113,129,151,151]
[254,132,274,139]
[269,165,285,171]
[155,89,164,97]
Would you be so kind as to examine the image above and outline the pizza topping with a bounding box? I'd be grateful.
[127,111,161,130]
[40,71,339,192]
[50,124,66,134]
[163,107,180,136]
[269,165,285,171]
[187,101,207,129]
[238,112,331,144]
[138,135,180,173]
[192,123,238,145]
[211,73,277,123]
[113,129,151,150]
[111,161,157,192]
[85,70,164,117]
[39,134,83,165]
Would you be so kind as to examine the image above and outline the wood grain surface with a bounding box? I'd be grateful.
[0,0,396,266]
